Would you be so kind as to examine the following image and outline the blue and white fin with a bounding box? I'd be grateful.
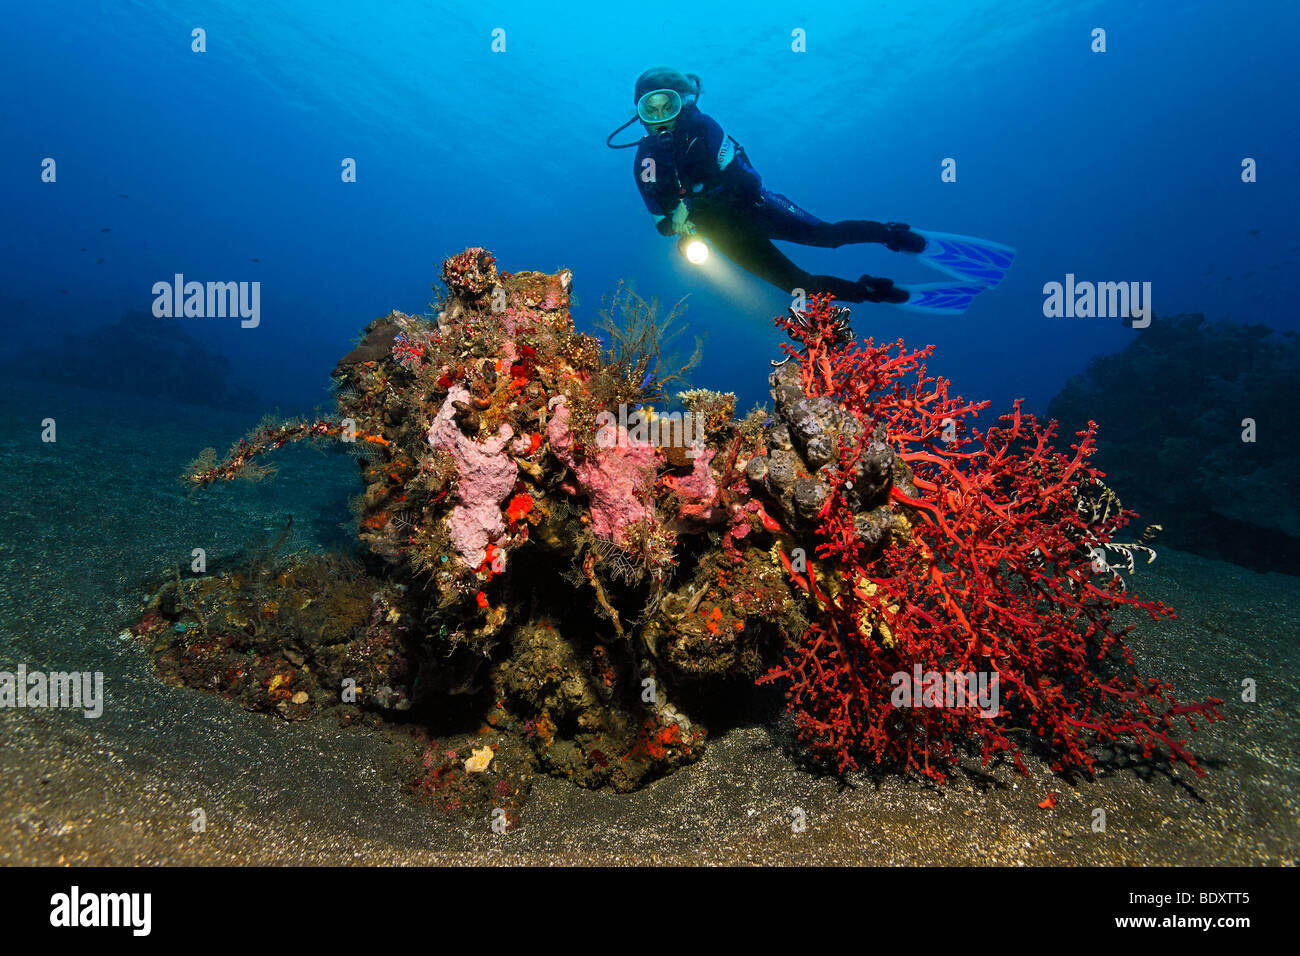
[896,282,989,315]
[913,230,1016,288]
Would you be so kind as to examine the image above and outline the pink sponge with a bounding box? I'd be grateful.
[428,387,518,569]
[546,401,661,542]
[661,447,718,524]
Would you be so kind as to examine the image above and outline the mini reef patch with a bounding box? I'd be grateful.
[131,248,1222,827]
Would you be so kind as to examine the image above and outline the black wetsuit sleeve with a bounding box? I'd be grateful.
[634,142,683,222]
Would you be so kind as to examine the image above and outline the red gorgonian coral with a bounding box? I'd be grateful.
[760,293,1222,783]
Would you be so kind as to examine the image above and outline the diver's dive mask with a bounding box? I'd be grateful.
[636,89,683,125]
[606,88,693,149]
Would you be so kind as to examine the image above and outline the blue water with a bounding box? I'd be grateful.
[3,0,1297,416]
[3,2,1299,866]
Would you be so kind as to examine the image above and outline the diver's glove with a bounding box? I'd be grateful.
[857,274,910,304]
[671,201,695,236]
[883,222,926,253]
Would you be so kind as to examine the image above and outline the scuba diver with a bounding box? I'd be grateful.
[606,67,1015,313]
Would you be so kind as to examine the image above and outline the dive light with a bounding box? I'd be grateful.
[677,234,709,265]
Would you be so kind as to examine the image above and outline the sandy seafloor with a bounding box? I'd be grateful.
[1,377,1296,866]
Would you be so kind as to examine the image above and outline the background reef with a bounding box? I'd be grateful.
[1048,313,1300,575]
[127,251,1221,828]
[0,311,262,413]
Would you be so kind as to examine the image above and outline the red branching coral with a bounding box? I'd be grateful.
[761,293,1222,783]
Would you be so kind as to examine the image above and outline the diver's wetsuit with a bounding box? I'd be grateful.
[634,107,907,303]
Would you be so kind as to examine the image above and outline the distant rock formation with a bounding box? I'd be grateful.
[1,310,262,411]
[1048,312,1300,574]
